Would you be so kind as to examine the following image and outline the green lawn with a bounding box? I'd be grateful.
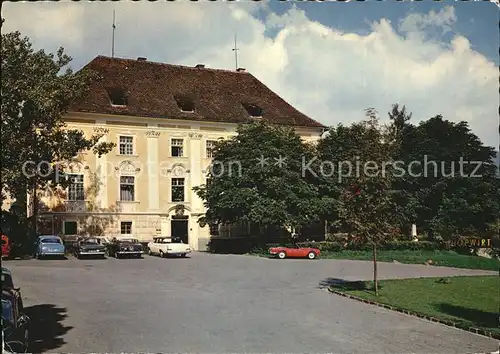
[321,250,500,271]
[252,249,500,271]
[330,276,500,338]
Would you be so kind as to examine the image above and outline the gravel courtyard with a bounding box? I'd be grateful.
[5,252,498,353]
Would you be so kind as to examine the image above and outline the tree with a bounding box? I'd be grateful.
[386,104,420,235]
[193,121,325,239]
[1,31,114,239]
[317,108,397,295]
[388,107,499,240]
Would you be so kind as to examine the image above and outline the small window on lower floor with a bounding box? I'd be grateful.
[64,221,78,235]
[121,221,132,234]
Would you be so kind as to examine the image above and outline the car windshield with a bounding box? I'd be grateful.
[40,238,61,244]
[83,238,99,244]
[121,239,137,243]
[1,299,14,322]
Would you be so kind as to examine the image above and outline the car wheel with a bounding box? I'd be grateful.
[307,251,316,259]
[159,250,165,258]
[148,248,153,256]
[36,253,42,260]
[278,251,286,259]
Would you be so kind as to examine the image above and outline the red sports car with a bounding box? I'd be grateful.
[269,244,320,259]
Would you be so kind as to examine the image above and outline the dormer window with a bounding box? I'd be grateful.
[106,87,128,107]
[242,103,263,118]
[174,95,195,113]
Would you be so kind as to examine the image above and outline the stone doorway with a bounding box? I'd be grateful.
[171,216,188,244]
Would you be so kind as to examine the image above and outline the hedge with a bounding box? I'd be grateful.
[208,237,498,255]
[207,237,262,254]
[290,240,486,253]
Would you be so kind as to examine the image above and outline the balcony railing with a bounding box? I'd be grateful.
[64,200,88,213]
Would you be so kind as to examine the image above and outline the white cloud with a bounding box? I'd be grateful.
[2,1,497,147]
[399,6,457,35]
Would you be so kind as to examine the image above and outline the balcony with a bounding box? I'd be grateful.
[64,200,89,213]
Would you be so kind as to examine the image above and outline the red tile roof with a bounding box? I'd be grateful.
[70,56,325,129]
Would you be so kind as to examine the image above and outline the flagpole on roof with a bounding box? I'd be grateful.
[232,34,239,70]
[111,9,116,58]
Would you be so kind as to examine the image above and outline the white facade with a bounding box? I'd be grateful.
[34,112,323,251]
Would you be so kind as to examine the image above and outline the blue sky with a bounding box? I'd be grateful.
[262,0,499,64]
[3,0,499,148]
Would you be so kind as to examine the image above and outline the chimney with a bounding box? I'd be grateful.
[137,57,147,61]
[195,64,205,69]
[236,68,246,72]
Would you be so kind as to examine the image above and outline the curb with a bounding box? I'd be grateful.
[328,287,500,340]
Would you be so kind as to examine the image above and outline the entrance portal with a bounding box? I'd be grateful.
[171,216,188,244]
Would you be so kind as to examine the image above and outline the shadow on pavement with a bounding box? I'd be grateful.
[318,277,378,292]
[433,303,498,329]
[24,304,72,353]
[36,255,68,260]
[1,255,32,261]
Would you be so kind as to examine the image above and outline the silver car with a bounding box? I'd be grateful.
[34,235,65,259]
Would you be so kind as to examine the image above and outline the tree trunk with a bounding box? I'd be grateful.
[372,243,378,295]
[32,184,38,239]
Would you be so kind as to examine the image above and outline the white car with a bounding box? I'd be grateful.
[147,237,191,258]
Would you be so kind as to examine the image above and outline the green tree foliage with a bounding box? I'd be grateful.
[388,104,499,240]
[317,109,397,294]
[1,31,115,244]
[1,31,115,205]
[386,104,420,233]
[193,121,325,234]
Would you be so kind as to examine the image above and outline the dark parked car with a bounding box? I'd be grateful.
[74,237,106,259]
[106,238,143,258]
[2,288,30,353]
[1,267,15,290]
[2,267,23,309]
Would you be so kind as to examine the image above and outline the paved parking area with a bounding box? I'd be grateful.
[4,253,498,353]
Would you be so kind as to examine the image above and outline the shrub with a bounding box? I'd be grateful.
[382,240,439,251]
[228,236,498,255]
[296,241,343,252]
[262,240,461,252]
[207,237,260,254]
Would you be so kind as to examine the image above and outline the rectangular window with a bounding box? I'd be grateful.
[206,140,216,158]
[171,178,185,202]
[171,139,184,157]
[120,221,132,234]
[119,136,134,155]
[67,174,84,201]
[120,176,135,201]
[64,221,78,235]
